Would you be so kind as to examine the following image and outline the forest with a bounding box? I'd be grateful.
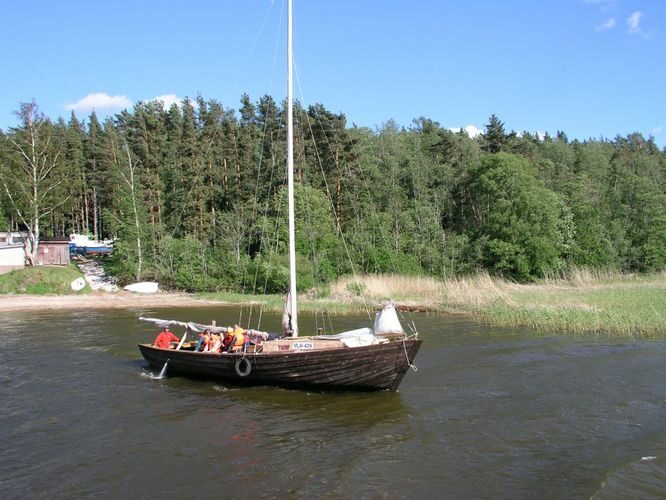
[1,97,664,293]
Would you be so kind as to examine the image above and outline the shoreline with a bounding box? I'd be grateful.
[0,290,442,313]
[0,291,434,313]
[4,276,663,337]
[0,291,230,312]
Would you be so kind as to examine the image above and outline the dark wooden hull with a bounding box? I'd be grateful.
[138,339,422,391]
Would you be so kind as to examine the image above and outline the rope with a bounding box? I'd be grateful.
[401,337,418,372]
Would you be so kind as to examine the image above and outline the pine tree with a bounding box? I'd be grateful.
[482,114,507,154]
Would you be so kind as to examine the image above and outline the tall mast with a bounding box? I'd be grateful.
[287,0,298,337]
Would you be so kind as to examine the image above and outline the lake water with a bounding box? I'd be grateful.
[1,306,664,498]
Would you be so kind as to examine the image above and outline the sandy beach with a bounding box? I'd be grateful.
[0,291,228,312]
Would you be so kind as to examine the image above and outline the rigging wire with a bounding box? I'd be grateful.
[290,0,423,331]
[236,1,285,329]
[120,0,289,333]
[293,68,374,322]
[134,0,281,287]
[163,0,280,243]
[294,74,423,331]
[137,0,422,336]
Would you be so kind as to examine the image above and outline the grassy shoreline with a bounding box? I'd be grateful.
[0,265,89,294]
[197,270,666,338]
[2,266,664,338]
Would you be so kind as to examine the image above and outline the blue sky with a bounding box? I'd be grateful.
[1,0,664,146]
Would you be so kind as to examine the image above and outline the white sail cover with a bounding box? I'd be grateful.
[313,327,378,347]
[373,303,405,336]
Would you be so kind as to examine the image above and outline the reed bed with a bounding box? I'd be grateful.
[200,270,665,337]
[327,270,666,338]
[503,281,665,337]
[329,274,444,303]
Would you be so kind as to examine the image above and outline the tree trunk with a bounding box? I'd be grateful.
[124,144,143,281]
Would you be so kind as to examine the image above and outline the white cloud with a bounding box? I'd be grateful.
[448,125,483,138]
[65,92,132,112]
[627,11,643,34]
[595,17,616,31]
[651,125,663,135]
[149,94,182,108]
[464,125,483,138]
[65,92,184,115]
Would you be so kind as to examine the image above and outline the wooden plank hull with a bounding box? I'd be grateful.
[138,339,421,391]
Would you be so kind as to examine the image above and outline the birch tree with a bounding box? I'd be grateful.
[0,101,69,264]
[116,141,144,281]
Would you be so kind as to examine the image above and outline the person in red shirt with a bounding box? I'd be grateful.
[153,326,180,349]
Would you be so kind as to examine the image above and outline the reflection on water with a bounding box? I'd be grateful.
[0,306,664,498]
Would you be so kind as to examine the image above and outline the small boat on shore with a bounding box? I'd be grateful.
[124,282,159,294]
[69,234,113,256]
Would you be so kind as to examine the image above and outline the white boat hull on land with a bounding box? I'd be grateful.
[124,282,159,294]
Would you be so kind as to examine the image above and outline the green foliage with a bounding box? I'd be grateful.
[462,153,563,281]
[3,99,665,292]
[246,253,315,294]
[105,237,153,284]
[482,114,510,154]
[363,246,422,275]
[153,235,240,292]
[0,204,8,231]
[270,184,343,284]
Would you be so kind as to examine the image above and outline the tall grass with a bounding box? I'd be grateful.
[330,274,444,303]
[326,270,666,338]
[7,264,660,337]
[504,273,666,337]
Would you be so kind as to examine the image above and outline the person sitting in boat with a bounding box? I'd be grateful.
[153,326,179,349]
[223,325,245,353]
[194,330,210,352]
[202,331,213,352]
[208,332,222,353]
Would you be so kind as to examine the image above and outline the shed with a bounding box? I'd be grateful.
[36,238,71,266]
[0,231,27,274]
[0,244,25,274]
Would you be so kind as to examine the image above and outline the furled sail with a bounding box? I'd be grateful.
[281,291,294,336]
[139,317,272,343]
[373,303,405,336]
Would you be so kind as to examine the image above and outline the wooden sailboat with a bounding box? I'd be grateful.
[137,0,421,391]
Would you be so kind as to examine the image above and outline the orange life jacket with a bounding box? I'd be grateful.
[225,327,245,352]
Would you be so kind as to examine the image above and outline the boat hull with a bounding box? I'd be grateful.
[70,244,112,256]
[138,339,422,391]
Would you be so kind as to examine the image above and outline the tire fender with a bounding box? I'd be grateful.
[235,357,252,377]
